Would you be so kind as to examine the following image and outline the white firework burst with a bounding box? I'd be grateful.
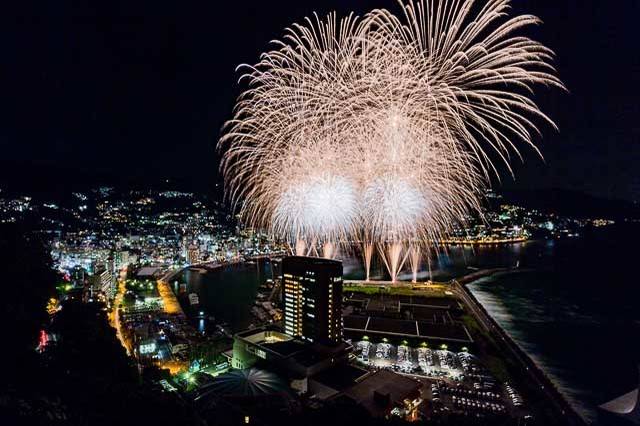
[219,0,563,280]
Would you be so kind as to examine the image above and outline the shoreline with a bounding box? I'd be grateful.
[162,259,588,424]
[441,237,529,245]
[453,269,588,425]
[157,269,187,317]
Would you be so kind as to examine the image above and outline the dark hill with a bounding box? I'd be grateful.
[499,188,639,220]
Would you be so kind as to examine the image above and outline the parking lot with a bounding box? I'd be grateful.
[424,379,511,420]
[353,340,467,380]
[352,340,531,421]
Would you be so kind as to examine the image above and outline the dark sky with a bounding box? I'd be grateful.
[1,0,639,200]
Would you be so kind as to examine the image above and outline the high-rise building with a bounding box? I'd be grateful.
[115,250,130,269]
[106,256,115,274]
[71,265,86,287]
[282,256,343,346]
[88,268,115,297]
[187,246,200,264]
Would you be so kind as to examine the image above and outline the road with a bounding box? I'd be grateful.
[109,278,130,355]
[157,279,185,316]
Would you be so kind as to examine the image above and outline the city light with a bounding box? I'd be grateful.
[3,0,632,425]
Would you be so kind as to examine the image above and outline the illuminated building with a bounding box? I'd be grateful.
[230,261,350,388]
[187,245,200,264]
[88,268,115,296]
[106,256,115,274]
[282,256,343,347]
[115,250,130,269]
[231,325,352,392]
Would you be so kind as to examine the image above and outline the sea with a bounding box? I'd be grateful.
[177,223,640,425]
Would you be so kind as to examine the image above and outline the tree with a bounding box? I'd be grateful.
[0,224,57,387]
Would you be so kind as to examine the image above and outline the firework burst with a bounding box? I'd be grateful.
[219,0,563,281]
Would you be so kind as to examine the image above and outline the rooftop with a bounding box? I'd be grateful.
[310,363,368,392]
[263,340,306,358]
[195,368,290,399]
[283,256,342,267]
[136,266,161,277]
[365,298,401,313]
[340,370,421,417]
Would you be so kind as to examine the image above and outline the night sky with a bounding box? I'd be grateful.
[1,0,638,201]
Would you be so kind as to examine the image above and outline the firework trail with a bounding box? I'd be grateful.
[219,0,563,281]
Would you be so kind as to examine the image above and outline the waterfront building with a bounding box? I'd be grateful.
[282,256,343,347]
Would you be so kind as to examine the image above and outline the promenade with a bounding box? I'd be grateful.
[157,269,186,317]
[451,270,588,426]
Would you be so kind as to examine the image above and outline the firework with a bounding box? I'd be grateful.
[219,0,563,281]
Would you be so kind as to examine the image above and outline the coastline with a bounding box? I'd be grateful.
[453,270,588,426]
[161,259,588,424]
[441,237,529,245]
[157,266,192,317]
